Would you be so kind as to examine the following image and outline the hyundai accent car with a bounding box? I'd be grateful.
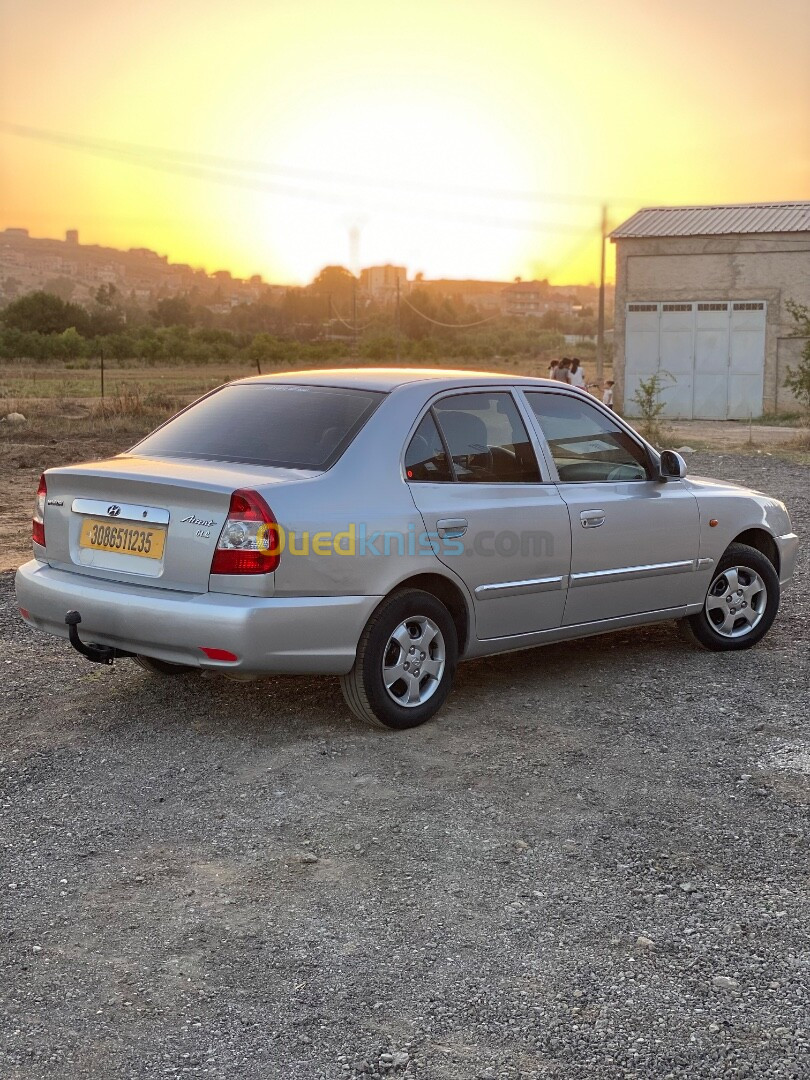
[16,369,798,729]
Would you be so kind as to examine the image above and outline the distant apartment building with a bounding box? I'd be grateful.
[501,280,547,316]
[359,264,407,302]
[500,280,578,318]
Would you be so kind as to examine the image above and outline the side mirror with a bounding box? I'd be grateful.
[658,449,688,481]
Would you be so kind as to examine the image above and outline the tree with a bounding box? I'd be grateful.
[87,306,125,336]
[1,291,89,334]
[95,283,118,307]
[399,287,438,340]
[784,299,810,411]
[309,265,357,307]
[227,300,281,334]
[59,326,87,359]
[151,295,194,327]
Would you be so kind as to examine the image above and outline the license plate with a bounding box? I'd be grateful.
[79,517,166,560]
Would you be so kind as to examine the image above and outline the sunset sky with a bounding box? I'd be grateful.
[1,0,809,286]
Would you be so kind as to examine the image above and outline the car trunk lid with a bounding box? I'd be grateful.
[41,454,318,593]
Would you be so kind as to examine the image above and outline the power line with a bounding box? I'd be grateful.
[0,120,646,214]
[327,296,374,332]
[401,293,502,328]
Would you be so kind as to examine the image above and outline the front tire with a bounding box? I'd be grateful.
[680,542,779,651]
[340,589,458,729]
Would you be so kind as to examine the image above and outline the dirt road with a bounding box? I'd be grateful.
[1,451,808,1079]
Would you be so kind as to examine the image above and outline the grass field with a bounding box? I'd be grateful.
[0,359,271,411]
[0,354,565,411]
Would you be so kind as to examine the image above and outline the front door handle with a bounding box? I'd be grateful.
[580,509,606,529]
[436,517,468,538]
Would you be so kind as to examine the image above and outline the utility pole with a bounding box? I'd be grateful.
[596,203,608,384]
[395,277,401,364]
[352,280,358,360]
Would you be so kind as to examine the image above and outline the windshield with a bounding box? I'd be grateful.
[132,383,385,470]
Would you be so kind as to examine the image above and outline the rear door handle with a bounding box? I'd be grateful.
[580,510,606,528]
[436,517,468,538]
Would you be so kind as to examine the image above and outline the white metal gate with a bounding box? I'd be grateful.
[624,301,766,419]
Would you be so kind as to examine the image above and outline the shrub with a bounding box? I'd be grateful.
[784,299,810,412]
[631,371,674,446]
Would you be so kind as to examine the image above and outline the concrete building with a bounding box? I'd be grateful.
[359,264,407,303]
[611,201,810,418]
[501,280,547,316]
[500,280,577,319]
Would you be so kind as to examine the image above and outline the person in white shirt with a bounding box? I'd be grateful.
[569,358,586,390]
[602,380,614,409]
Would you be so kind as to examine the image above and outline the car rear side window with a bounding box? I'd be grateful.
[432,392,542,483]
[404,412,453,482]
[525,391,651,482]
[132,383,385,470]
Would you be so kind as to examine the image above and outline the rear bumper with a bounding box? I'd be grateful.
[15,560,380,675]
[776,532,799,588]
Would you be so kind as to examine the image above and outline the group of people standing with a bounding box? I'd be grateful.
[547,357,614,408]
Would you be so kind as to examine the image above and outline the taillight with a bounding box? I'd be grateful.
[32,473,47,548]
[210,489,280,575]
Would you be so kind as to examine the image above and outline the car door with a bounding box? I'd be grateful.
[404,390,572,640]
[521,389,700,627]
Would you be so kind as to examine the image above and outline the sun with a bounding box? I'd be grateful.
[222,90,541,283]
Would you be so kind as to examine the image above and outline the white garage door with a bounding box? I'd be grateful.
[624,301,766,419]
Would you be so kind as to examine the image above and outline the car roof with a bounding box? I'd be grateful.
[238,367,561,393]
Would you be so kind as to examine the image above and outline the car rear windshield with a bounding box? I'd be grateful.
[132,383,385,470]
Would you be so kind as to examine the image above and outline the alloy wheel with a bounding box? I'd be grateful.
[382,616,446,707]
[705,565,768,639]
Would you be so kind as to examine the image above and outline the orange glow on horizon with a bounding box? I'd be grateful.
[1,0,808,286]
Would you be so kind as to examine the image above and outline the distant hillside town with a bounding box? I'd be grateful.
[0,227,279,313]
[0,227,612,319]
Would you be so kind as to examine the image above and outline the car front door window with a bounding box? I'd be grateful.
[524,392,650,482]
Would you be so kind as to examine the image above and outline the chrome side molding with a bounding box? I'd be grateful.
[570,559,694,587]
[475,575,565,600]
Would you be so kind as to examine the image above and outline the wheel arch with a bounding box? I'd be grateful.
[386,572,472,654]
[729,528,780,575]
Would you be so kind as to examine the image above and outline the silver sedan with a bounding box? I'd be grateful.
[16,369,799,728]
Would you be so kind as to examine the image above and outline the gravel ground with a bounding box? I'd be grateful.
[1,451,808,1080]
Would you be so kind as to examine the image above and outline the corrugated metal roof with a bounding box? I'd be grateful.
[611,201,810,239]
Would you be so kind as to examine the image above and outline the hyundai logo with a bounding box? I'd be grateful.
[107,504,121,517]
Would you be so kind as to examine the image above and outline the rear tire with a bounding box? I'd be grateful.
[340,588,458,729]
[680,542,779,652]
[133,655,196,676]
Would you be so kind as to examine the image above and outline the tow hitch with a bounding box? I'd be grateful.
[65,610,132,665]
